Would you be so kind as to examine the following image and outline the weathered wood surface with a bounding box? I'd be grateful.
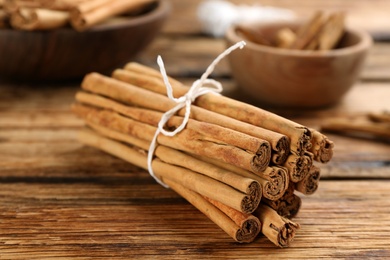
[1,1,390,258]
[1,178,390,259]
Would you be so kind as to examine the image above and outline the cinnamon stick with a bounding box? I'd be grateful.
[194,155,289,202]
[263,185,301,219]
[310,130,334,163]
[78,128,260,214]
[3,0,41,13]
[116,64,313,155]
[289,10,325,50]
[321,117,390,141]
[10,7,69,30]
[275,27,296,48]
[86,121,262,213]
[368,111,390,123]
[111,69,291,165]
[204,196,261,243]
[295,165,321,195]
[69,0,155,31]
[5,0,88,11]
[317,12,345,50]
[283,153,313,183]
[73,103,270,174]
[75,91,272,172]
[253,204,300,248]
[164,178,261,243]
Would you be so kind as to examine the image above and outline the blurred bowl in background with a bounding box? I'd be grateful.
[225,21,372,108]
[0,0,170,81]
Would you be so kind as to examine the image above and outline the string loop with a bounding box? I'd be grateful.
[147,41,246,188]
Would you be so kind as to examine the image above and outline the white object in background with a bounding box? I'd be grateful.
[198,0,296,37]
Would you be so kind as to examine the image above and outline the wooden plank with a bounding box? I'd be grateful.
[0,180,389,258]
[0,83,78,111]
[164,0,390,39]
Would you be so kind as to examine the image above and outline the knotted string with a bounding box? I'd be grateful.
[147,41,246,188]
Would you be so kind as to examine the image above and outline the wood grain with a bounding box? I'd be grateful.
[1,179,390,258]
[1,1,390,257]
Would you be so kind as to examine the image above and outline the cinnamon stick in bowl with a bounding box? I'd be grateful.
[70,0,156,31]
[10,7,69,30]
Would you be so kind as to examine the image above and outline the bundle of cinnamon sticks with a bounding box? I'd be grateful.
[238,10,346,51]
[72,62,334,247]
[0,0,156,31]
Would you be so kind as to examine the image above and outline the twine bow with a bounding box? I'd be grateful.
[147,41,246,188]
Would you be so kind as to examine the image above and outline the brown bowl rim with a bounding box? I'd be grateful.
[0,0,170,33]
[226,21,372,57]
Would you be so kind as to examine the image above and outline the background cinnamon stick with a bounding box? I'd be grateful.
[10,7,69,30]
[70,0,155,31]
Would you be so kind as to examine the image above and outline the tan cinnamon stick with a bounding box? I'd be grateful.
[275,27,296,48]
[116,63,312,156]
[204,196,261,243]
[109,70,290,165]
[368,111,390,123]
[295,165,321,195]
[194,155,289,202]
[317,12,345,50]
[321,118,390,140]
[253,204,300,248]
[263,185,301,219]
[75,91,272,171]
[310,130,334,163]
[283,153,313,183]
[70,0,155,31]
[163,178,261,243]
[86,121,262,212]
[3,0,41,13]
[10,7,69,30]
[81,73,289,166]
[73,103,270,175]
[78,128,259,214]
[289,10,325,50]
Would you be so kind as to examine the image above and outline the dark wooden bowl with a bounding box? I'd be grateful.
[0,0,170,81]
[225,22,372,108]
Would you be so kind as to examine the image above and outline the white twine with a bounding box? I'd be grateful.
[197,0,296,38]
[147,40,246,188]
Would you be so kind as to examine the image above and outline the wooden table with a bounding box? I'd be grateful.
[1,1,390,258]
